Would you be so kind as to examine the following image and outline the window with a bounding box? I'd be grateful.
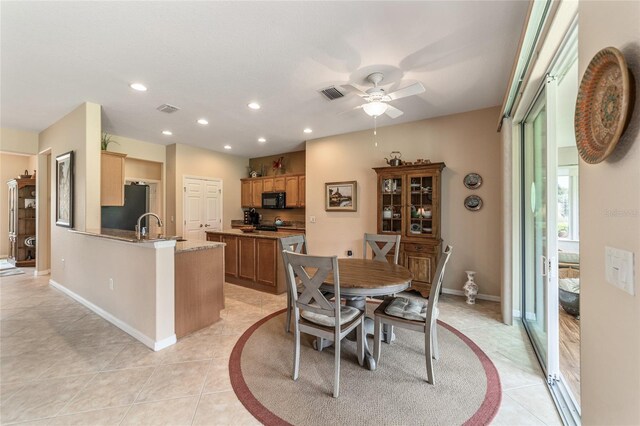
[557,166,579,240]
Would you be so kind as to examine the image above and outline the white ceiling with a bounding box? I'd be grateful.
[1,1,528,157]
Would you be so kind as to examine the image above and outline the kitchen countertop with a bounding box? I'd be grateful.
[69,228,175,243]
[206,229,304,239]
[175,240,225,253]
[230,220,305,231]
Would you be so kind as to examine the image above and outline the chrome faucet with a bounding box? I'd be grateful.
[136,213,163,240]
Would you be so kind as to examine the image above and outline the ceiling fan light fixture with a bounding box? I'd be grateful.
[362,101,388,117]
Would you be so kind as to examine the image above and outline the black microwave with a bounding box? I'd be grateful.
[262,192,286,209]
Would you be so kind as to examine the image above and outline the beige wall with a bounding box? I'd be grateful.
[249,150,306,176]
[306,107,502,297]
[579,1,640,424]
[0,128,39,155]
[38,103,101,281]
[0,153,35,258]
[166,143,248,236]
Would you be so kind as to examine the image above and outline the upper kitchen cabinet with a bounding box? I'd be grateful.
[251,179,263,207]
[101,151,127,206]
[285,176,299,207]
[241,173,305,209]
[241,180,252,207]
[298,175,305,207]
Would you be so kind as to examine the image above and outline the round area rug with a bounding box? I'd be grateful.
[230,309,501,426]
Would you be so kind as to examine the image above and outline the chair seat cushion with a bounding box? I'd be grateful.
[301,305,361,327]
[559,278,580,294]
[384,297,429,321]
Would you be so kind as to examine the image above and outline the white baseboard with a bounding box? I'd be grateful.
[49,279,176,351]
[442,288,501,302]
[34,269,50,276]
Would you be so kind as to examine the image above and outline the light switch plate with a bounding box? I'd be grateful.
[605,246,635,296]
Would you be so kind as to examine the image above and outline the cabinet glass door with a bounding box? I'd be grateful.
[406,173,434,238]
[380,176,403,233]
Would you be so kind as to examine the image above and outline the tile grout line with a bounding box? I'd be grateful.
[50,371,100,419]
[118,365,159,425]
[190,350,217,425]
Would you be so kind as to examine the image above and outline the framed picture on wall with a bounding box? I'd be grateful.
[325,181,357,212]
[56,151,74,227]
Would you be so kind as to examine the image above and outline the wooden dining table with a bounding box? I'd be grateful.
[319,258,413,370]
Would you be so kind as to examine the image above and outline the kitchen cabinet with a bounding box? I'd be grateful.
[101,151,127,206]
[373,163,445,297]
[241,180,252,208]
[263,178,274,192]
[7,178,36,267]
[206,230,290,294]
[273,177,286,191]
[285,176,299,207]
[298,175,306,207]
[251,180,263,207]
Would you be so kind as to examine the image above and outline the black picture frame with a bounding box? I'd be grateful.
[56,151,74,227]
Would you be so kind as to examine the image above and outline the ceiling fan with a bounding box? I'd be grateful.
[345,72,425,119]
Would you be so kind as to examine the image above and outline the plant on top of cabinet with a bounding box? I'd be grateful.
[101,132,119,151]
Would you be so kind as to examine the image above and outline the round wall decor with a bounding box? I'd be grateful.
[575,46,635,164]
[464,195,483,211]
[463,173,483,189]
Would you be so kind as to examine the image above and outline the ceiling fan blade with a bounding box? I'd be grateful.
[387,82,425,100]
[385,104,404,119]
[337,104,365,115]
[342,84,369,97]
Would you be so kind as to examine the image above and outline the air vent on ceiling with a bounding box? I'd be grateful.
[318,86,345,101]
[156,104,180,113]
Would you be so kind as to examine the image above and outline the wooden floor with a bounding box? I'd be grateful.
[559,307,581,405]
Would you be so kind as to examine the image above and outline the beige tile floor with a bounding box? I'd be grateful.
[0,270,562,425]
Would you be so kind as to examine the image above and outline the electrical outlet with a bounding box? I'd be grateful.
[109,278,114,290]
[310,216,316,223]
[346,250,353,257]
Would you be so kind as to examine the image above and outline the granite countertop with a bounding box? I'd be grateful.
[230,220,306,231]
[69,228,182,244]
[206,229,303,239]
[175,240,225,253]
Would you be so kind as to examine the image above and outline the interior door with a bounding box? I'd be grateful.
[204,180,222,231]
[184,178,204,241]
[522,89,559,379]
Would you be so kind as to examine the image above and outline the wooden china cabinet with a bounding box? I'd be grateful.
[373,162,445,297]
[7,177,37,267]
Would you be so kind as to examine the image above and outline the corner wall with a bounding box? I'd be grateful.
[579,1,640,424]
[306,107,503,297]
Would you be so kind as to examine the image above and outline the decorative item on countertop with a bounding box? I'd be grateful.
[463,173,483,189]
[575,46,635,164]
[463,271,478,304]
[464,195,483,211]
[101,132,119,151]
[384,151,403,166]
[274,217,284,226]
[272,156,285,174]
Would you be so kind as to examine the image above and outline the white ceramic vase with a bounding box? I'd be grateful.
[463,271,478,305]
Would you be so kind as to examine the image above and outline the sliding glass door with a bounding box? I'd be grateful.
[522,90,559,377]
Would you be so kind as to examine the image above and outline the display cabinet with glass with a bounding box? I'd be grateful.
[373,163,445,296]
[7,177,37,267]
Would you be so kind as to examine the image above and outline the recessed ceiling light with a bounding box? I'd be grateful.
[247,102,261,110]
[130,83,147,92]
[224,145,232,150]
[303,128,313,134]
[197,118,209,125]
[162,130,172,136]
[258,137,266,143]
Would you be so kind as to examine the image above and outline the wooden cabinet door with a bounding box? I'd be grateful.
[285,176,299,207]
[256,239,277,287]
[251,180,263,207]
[238,237,256,281]
[101,151,127,206]
[241,180,252,208]
[263,178,274,192]
[403,251,433,284]
[222,235,238,278]
[298,176,305,207]
[274,177,286,192]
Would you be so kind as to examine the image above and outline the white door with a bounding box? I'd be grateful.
[203,180,222,231]
[184,177,223,240]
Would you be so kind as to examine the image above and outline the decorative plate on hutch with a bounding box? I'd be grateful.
[575,47,635,164]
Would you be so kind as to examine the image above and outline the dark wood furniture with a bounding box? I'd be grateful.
[7,178,36,267]
[206,230,294,294]
[373,163,445,297]
[174,246,224,338]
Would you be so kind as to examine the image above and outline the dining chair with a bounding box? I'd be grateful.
[363,233,401,264]
[279,235,307,333]
[373,245,452,384]
[282,250,365,398]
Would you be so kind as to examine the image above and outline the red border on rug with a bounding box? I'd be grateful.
[229,309,502,426]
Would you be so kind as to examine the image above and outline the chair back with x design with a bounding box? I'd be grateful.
[282,251,340,320]
[363,233,401,264]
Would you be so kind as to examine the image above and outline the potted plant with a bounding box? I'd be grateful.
[101,132,119,151]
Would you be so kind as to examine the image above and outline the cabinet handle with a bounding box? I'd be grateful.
[204,224,210,227]
[199,224,203,228]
